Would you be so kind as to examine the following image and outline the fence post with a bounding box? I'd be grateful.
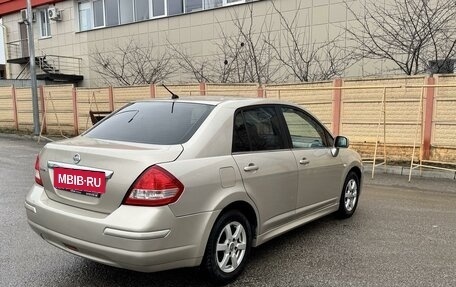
[39,85,46,134]
[72,87,79,135]
[332,78,343,135]
[11,86,18,130]
[108,86,114,111]
[422,76,435,160]
[199,82,206,96]
[150,84,156,98]
[257,85,264,98]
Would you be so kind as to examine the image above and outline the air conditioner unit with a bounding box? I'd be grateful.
[47,7,62,21]
[20,9,36,22]
[20,9,27,21]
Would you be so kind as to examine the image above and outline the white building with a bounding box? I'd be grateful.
[0,0,453,86]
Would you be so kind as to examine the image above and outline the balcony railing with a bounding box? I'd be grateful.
[6,39,29,60]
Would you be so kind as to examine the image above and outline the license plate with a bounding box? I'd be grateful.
[53,167,106,197]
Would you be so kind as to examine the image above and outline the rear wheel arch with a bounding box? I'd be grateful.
[219,201,258,239]
[202,204,256,284]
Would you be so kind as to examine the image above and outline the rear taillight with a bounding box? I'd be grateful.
[124,166,184,206]
[35,155,43,186]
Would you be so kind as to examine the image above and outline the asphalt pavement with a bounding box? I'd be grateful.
[1,134,455,287]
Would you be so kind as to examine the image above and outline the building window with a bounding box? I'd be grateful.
[79,2,93,31]
[120,0,134,24]
[93,0,105,27]
[39,9,51,37]
[204,0,222,9]
[152,0,165,17]
[168,0,183,16]
[105,0,119,26]
[78,0,246,31]
[185,0,202,12]
[135,0,150,20]
[224,0,244,5]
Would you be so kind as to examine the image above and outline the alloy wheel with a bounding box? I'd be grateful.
[215,221,247,273]
[344,179,358,212]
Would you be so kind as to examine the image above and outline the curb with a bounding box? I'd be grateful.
[0,132,60,143]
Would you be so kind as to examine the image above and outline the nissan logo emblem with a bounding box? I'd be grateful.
[73,153,81,164]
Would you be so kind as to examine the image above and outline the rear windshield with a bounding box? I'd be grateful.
[84,101,214,145]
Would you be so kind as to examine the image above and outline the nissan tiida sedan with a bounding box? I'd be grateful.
[26,98,362,284]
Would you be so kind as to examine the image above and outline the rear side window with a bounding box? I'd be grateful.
[84,101,214,144]
[232,106,285,152]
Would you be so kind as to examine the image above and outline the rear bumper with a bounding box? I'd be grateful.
[25,184,219,272]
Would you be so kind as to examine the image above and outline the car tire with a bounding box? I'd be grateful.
[337,171,360,219]
[203,210,252,285]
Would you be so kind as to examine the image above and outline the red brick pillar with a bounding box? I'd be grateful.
[150,84,156,98]
[422,76,435,160]
[332,78,343,135]
[257,86,264,98]
[39,85,46,134]
[199,82,206,96]
[11,86,18,130]
[108,86,114,111]
[72,87,79,135]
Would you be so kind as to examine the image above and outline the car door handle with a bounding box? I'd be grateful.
[299,158,310,165]
[244,164,259,172]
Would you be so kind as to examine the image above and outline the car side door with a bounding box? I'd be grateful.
[231,105,298,235]
[280,106,345,216]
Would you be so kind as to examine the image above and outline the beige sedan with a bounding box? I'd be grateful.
[26,98,363,284]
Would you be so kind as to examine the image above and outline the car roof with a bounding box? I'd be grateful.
[136,96,295,108]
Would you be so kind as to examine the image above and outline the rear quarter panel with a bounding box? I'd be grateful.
[161,156,255,217]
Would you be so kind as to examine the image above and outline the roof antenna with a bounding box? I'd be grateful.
[162,84,179,99]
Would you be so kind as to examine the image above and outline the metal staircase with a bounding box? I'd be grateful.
[37,56,59,73]
[6,40,84,84]
[34,55,83,83]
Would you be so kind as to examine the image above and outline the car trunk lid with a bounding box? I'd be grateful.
[38,136,183,214]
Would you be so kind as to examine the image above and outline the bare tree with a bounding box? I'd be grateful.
[211,32,246,83]
[267,1,354,82]
[346,0,456,75]
[91,39,174,86]
[222,4,280,84]
[167,42,214,83]
[170,4,280,84]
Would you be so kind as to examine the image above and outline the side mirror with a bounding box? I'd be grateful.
[331,136,349,157]
[335,136,349,148]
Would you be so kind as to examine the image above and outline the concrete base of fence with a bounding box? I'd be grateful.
[351,143,456,163]
[363,163,456,180]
